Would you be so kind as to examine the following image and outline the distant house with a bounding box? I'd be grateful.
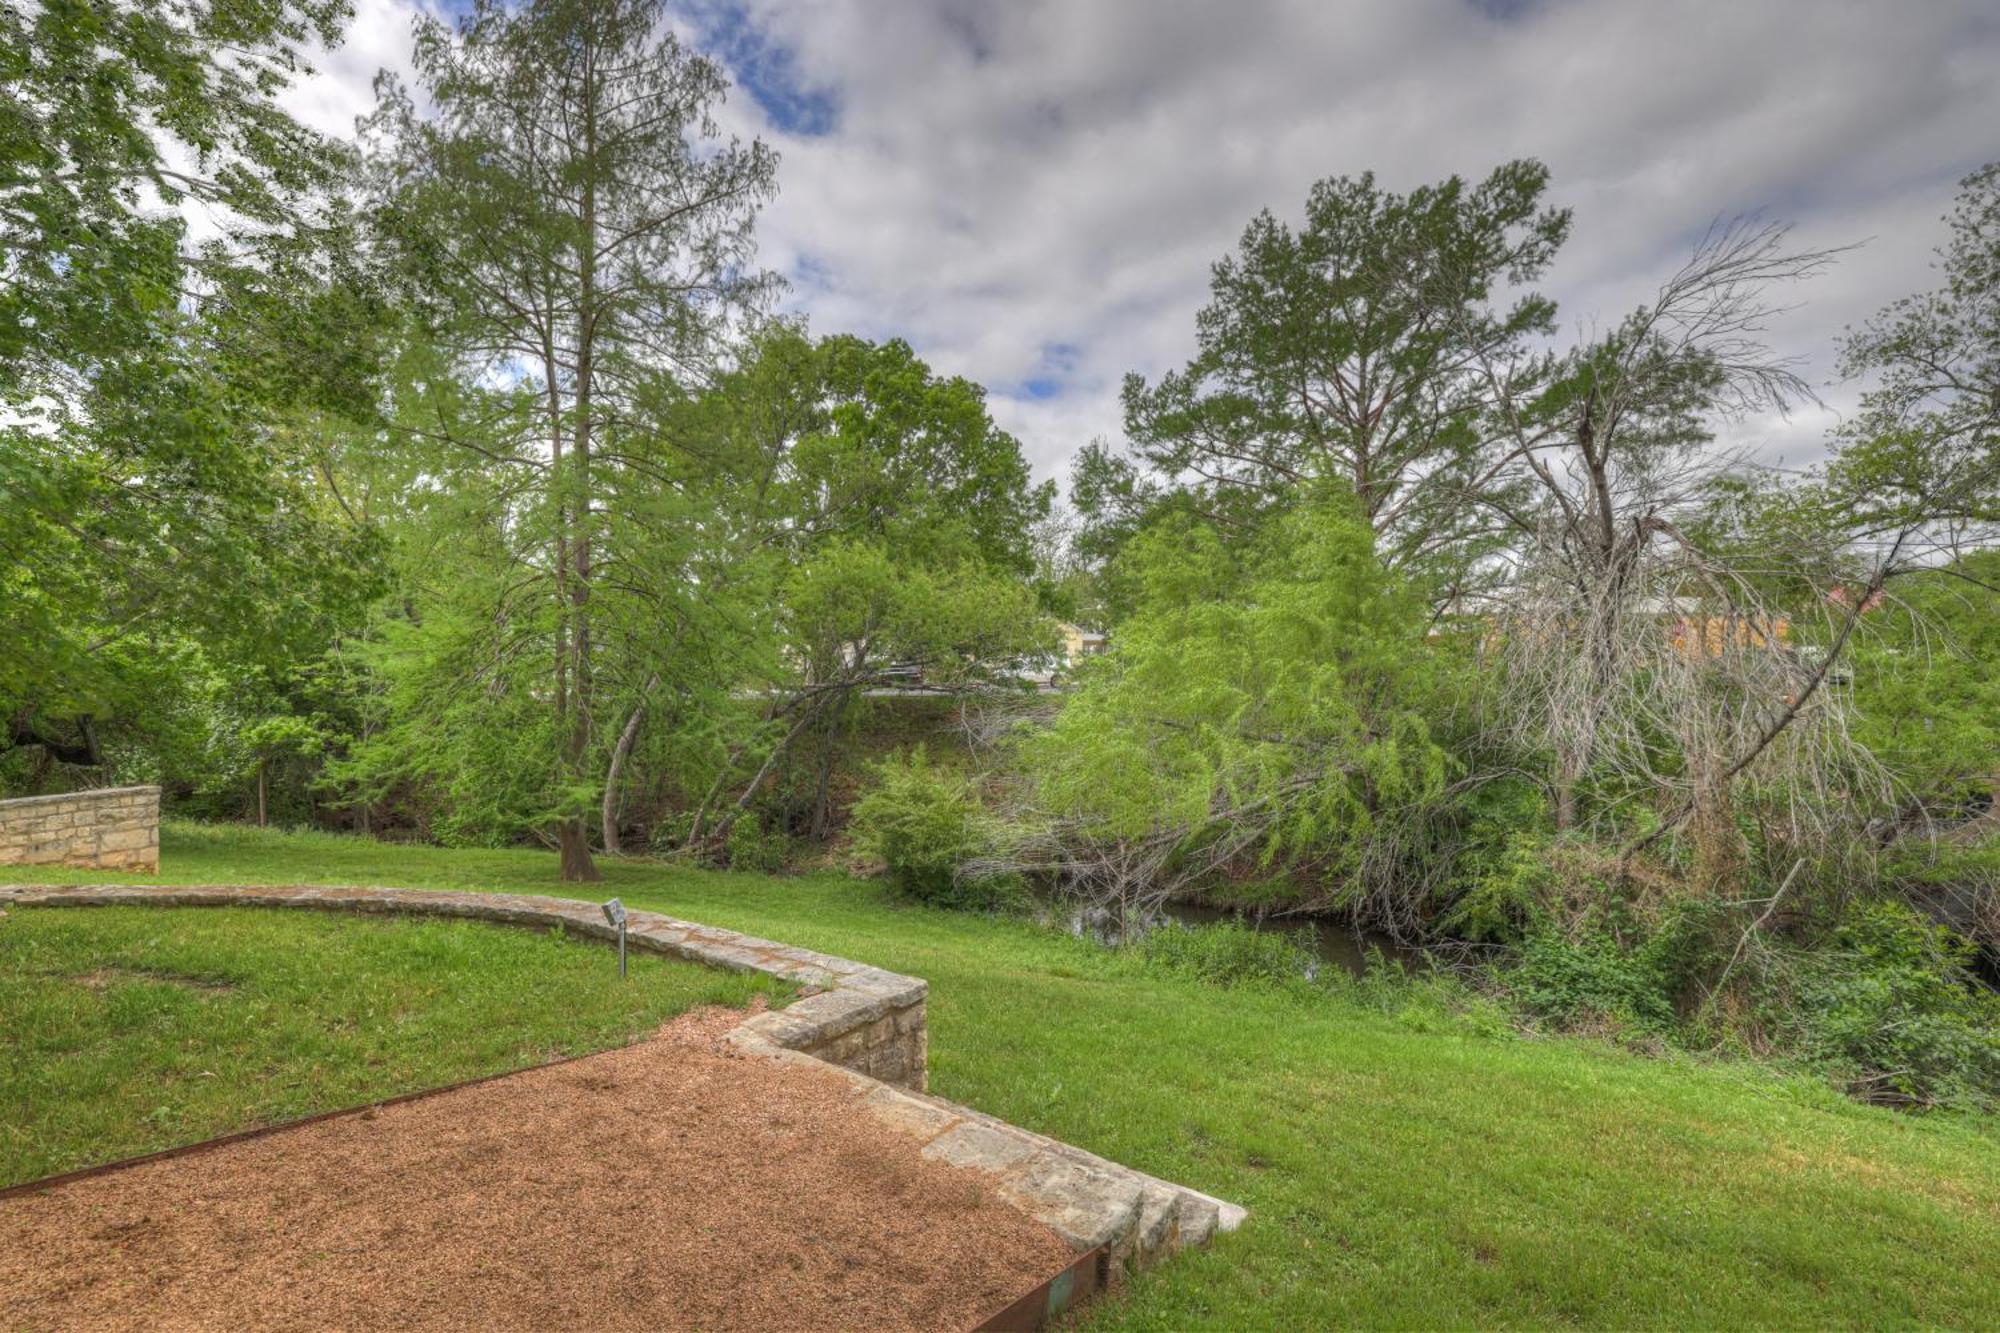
[1056,622,1109,663]
[1632,596,1791,657]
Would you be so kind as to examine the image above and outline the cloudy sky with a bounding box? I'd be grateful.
[289,0,2000,484]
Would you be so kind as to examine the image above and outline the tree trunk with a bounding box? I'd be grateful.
[706,701,827,849]
[1554,771,1578,833]
[808,736,832,832]
[601,675,658,857]
[1688,756,1743,893]
[557,16,602,885]
[559,817,602,882]
[808,729,837,840]
[256,759,268,828]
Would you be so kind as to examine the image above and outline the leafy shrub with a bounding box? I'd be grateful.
[1508,928,1679,1034]
[648,809,696,854]
[1498,892,2000,1111]
[1138,919,1316,989]
[1789,900,2000,1111]
[724,817,789,874]
[851,747,1005,908]
[1442,829,1559,943]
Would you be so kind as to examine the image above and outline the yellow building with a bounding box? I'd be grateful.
[1056,622,1109,663]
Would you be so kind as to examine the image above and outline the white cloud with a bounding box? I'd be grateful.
[282,0,2000,483]
[287,0,439,138]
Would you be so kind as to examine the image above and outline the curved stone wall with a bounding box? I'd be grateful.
[0,882,1243,1285]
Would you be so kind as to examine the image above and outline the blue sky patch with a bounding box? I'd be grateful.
[696,3,839,135]
[1011,342,1082,401]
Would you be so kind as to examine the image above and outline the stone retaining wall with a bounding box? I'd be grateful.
[0,787,159,872]
[0,882,1243,1288]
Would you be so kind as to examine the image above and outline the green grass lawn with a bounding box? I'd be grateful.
[7,821,1999,1328]
[0,900,787,1188]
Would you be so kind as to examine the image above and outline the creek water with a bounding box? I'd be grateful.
[1053,897,1417,979]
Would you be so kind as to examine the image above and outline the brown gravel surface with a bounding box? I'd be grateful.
[0,1005,1075,1332]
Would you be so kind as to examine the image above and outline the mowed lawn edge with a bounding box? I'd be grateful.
[0,899,790,1188]
[5,822,1998,1329]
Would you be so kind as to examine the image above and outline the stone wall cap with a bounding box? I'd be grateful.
[0,785,161,810]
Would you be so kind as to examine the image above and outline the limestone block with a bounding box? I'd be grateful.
[921,1121,1040,1175]
[861,1085,959,1140]
[98,826,154,853]
[864,1045,908,1085]
[994,1152,1145,1254]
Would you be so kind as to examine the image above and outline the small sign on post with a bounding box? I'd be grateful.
[601,898,628,979]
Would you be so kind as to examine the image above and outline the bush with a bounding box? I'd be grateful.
[1495,890,2000,1111]
[1138,920,1316,989]
[851,747,1006,908]
[648,809,696,854]
[1441,829,1559,943]
[1789,900,2000,1111]
[1508,928,1679,1035]
[724,817,789,873]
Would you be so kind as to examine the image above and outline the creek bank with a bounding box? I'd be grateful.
[1046,894,1421,979]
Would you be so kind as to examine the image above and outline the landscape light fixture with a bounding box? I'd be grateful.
[602,897,628,979]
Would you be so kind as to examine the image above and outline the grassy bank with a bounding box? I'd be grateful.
[0,900,786,1187]
[6,822,1998,1328]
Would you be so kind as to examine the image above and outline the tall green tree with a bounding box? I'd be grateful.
[1,0,383,776]
[1827,162,1999,550]
[366,0,777,879]
[1110,160,1570,583]
[683,330,1054,848]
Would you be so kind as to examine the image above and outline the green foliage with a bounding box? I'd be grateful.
[1137,920,1316,990]
[1,0,352,392]
[1107,159,1569,580]
[1028,494,1449,883]
[1323,951,1515,1039]
[794,334,1054,575]
[648,809,698,855]
[1788,900,2000,1111]
[1418,773,1567,945]
[1880,839,2000,957]
[672,327,1057,847]
[723,817,790,875]
[0,1,386,746]
[783,540,1051,691]
[1500,888,2000,1112]
[1847,551,2000,809]
[1829,162,1999,538]
[1510,929,1681,1035]
[850,747,1007,908]
[323,597,566,846]
[357,0,781,876]
[1442,830,1561,943]
[1506,896,1733,1040]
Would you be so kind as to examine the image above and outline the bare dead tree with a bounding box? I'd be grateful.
[1464,220,1904,888]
